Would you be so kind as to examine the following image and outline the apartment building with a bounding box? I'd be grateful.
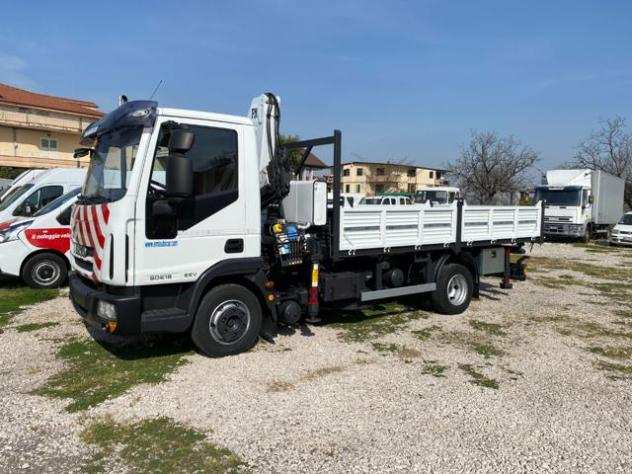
[340,161,447,195]
[0,83,103,170]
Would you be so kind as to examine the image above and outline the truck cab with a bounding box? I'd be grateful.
[537,169,624,240]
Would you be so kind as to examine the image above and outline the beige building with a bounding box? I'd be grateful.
[340,161,448,195]
[0,83,103,170]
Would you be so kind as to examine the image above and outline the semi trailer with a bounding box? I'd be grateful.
[68,94,543,357]
[535,169,624,240]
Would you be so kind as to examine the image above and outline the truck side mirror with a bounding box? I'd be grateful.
[588,195,594,204]
[166,130,195,198]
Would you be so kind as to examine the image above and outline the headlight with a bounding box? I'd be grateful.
[0,220,33,243]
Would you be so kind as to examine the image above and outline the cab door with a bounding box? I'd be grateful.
[134,118,258,286]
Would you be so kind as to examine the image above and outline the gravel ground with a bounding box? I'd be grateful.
[1,242,632,472]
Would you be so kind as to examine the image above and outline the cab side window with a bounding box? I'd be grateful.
[147,123,238,236]
[14,185,63,216]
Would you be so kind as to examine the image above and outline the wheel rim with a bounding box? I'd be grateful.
[447,274,468,306]
[208,299,251,345]
[32,260,60,286]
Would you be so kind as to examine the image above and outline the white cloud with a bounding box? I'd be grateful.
[0,52,37,89]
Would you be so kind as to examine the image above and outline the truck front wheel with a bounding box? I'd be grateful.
[191,284,262,357]
[431,263,473,315]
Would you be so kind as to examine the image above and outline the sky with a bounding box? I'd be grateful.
[1,0,632,170]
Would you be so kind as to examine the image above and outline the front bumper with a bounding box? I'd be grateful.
[0,239,30,277]
[609,235,632,246]
[69,272,142,335]
[543,222,585,237]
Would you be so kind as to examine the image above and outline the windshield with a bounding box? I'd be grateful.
[360,197,380,205]
[0,184,34,212]
[82,126,143,202]
[33,188,80,217]
[619,214,632,225]
[535,188,582,206]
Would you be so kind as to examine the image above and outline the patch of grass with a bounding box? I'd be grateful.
[421,360,448,378]
[562,321,632,341]
[472,342,505,359]
[35,337,190,412]
[436,330,505,359]
[328,303,428,343]
[596,361,632,380]
[411,325,441,342]
[81,417,245,473]
[459,364,499,389]
[302,365,346,381]
[469,320,507,336]
[371,342,421,361]
[14,321,59,333]
[528,256,632,281]
[267,380,295,392]
[0,286,59,329]
[614,309,632,319]
[587,346,632,359]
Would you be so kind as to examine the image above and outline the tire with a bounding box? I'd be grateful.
[431,263,473,315]
[22,252,68,289]
[191,284,262,357]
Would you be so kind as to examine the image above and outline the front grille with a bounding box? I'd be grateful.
[74,257,93,273]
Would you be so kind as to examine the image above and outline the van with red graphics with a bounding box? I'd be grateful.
[0,188,80,288]
[0,168,85,224]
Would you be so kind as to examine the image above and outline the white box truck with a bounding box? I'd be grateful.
[68,94,542,357]
[535,169,624,240]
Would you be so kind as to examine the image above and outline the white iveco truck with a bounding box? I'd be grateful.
[535,169,624,240]
[69,94,542,356]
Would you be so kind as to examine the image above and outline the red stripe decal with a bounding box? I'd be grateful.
[91,206,105,248]
[101,203,110,224]
[93,251,102,270]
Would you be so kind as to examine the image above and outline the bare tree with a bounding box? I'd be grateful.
[447,131,539,204]
[570,116,632,208]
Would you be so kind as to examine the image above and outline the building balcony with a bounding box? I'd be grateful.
[0,108,88,134]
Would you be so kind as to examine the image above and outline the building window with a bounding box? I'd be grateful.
[41,137,58,151]
[345,184,350,193]
[407,169,416,177]
[343,168,350,177]
[356,184,361,193]
[436,171,442,179]
[376,168,385,176]
[407,184,416,193]
[356,168,363,176]
[429,171,434,179]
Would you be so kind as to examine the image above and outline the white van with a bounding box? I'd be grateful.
[0,169,45,200]
[0,168,85,223]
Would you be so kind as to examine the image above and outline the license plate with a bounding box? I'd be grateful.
[74,242,92,258]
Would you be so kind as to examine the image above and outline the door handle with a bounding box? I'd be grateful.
[224,238,244,253]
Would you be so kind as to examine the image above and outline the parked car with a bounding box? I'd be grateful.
[359,195,412,205]
[0,187,80,288]
[609,212,632,246]
[0,168,85,223]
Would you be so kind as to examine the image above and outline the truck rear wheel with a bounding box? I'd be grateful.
[22,252,68,289]
[431,263,473,315]
[191,284,262,357]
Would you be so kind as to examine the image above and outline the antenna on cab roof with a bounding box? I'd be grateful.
[149,79,164,100]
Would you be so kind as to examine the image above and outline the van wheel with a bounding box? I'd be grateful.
[22,253,68,289]
[191,284,262,357]
[431,263,473,315]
